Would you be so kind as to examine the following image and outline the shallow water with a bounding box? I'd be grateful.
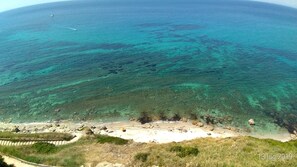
[0,0,296,132]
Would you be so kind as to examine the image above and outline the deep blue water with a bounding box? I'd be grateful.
[0,0,296,133]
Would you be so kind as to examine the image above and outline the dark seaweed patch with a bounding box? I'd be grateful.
[171,68,195,73]
[146,64,156,68]
[98,43,134,50]
[136,23,168,28]
[108,70,118,74]
[254,46,297,61]
[170,24,202,31]
[199,35,231,48]
[263,110,297,133]
[119,60,134,65]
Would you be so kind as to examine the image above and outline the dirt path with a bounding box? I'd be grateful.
[2,155,37,167]
[0,132,82,146]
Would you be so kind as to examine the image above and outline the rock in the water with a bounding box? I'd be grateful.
[248,119,255,126]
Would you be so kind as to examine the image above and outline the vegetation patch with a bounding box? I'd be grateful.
[134,152,150,162]
[169,145,199,158]
[32,142,57,154]
[0,140,85,166]
[96,135,129,145]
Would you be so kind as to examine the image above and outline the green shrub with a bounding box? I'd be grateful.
[170,145,199,158]
[134,153,150,162]
[31,142,57,154]
[170,146,183,152]
[96,135,128,145]
[0,155,15,167]
[242,146,253,153]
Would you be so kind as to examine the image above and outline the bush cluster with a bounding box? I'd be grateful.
[170,145,199,158]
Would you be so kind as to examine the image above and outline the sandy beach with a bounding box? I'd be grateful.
[0,120,294,143]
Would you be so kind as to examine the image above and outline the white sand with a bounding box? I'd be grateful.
[99,121,237,143]
[1,120,293,143]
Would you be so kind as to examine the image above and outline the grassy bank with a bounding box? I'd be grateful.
[131,137,297,167]
[0,134,296,167]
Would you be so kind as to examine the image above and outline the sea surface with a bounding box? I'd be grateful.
[0,0,296,133]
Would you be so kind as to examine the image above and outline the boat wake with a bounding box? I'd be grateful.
[66,27,77,31]
[54,25,78,31]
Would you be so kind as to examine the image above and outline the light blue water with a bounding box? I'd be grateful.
[0,0,296,133]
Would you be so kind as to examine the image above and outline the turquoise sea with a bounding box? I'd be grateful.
[0,0,296,133]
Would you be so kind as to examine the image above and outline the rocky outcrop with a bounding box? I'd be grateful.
[248,119,255,126]
[95,161,125,167]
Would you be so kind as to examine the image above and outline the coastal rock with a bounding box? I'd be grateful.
[192,120,198,125]
[181,117,188,122]
[204,115,216,124]
[100,126,108,131]
[230,127,238,132]
[21,127,27,132]
[84,127,94,135]
[121,128,126,132]
[129,118,137,122]
[77,125,85,131]
[248,119,255,126]
[11,126,20,133]
[290,134,297,140]
[208,126,214,131]
[46,124,53,128]
[95,161,125,167]
[197,122,204,127]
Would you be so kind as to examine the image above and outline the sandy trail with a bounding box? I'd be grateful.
[2,155,37,167]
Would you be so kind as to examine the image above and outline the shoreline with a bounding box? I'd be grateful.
[0,120,295,143]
